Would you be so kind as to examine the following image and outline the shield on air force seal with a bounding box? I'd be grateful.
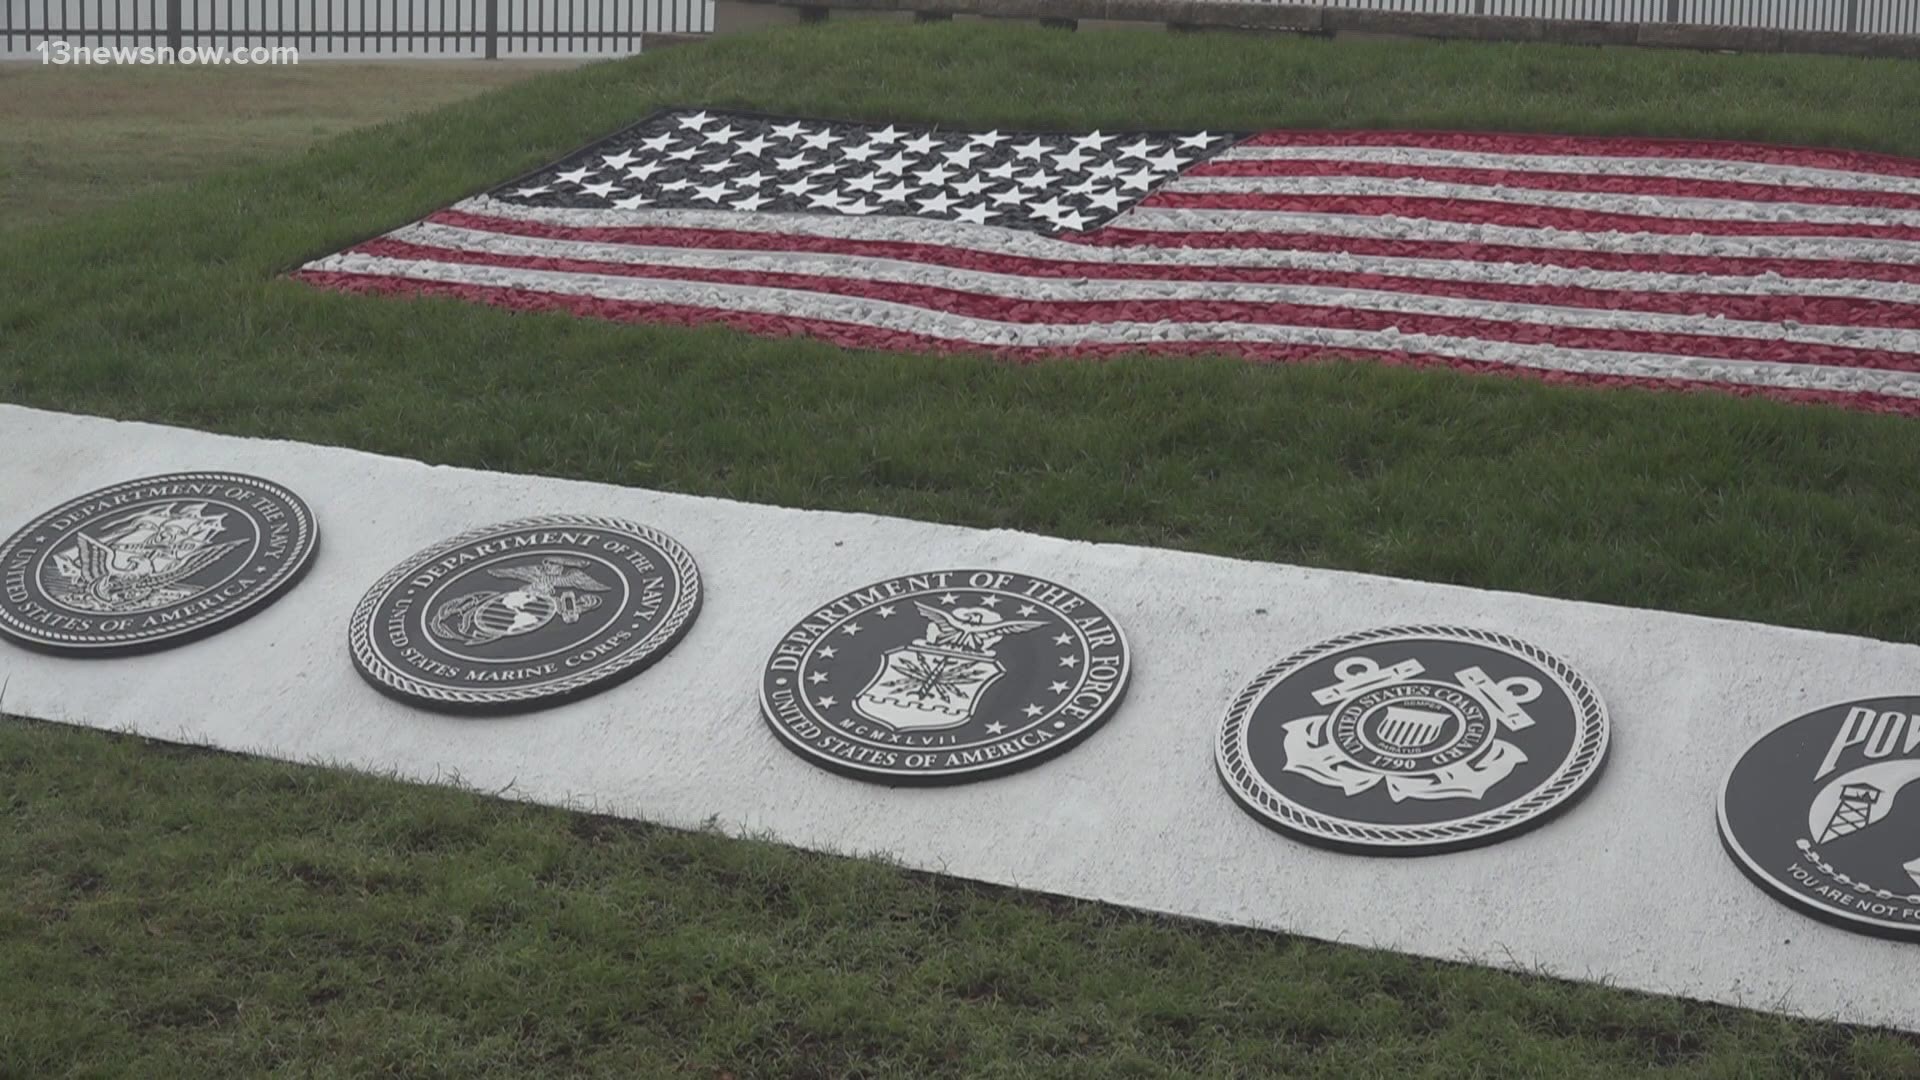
[1216,626,1610,855]
[758,569,1130,785]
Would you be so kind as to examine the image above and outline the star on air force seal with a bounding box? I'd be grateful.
[0,472,318,655]
[349,515,701,714]
[1719,697,1920,942]
[759,569,1131,784]
[1216,626,1610,854]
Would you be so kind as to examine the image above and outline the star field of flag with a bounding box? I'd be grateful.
[495,108,1239,234]
[298,110,1920,416]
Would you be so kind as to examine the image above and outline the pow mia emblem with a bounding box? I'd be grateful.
[1216,626,1610,854]
[759,569,1131,785]
[1719,697,1920,942]
[349,515,701,714]
[0,472,318,655]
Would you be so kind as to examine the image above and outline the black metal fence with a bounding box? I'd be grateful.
[1267,0,1914,34]
[3,0,712,56]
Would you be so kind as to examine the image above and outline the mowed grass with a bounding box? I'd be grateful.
[0,60,578,233]
[4,23,1920,1076]
[7,716,1919,1078]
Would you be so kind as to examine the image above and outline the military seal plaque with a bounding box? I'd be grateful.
[349,515,701,714]
[1719,697,1920,942]
[1216,626,1609,855]
[0,472,318,655]
[759,569,1130,784]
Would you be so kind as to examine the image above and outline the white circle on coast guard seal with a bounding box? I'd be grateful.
[1216,626,1609,855]
[0,472,318,655]
[759,569,1131,785]
[349,515,701,714]
[1719,697,1920,942]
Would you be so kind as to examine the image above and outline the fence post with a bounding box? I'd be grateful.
[1845,0,1859,33]
[1663,0,1679,23]
[484,0,497,58]
[165,0,182,50]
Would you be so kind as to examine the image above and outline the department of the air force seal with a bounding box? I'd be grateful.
[1216,626,1609,855]
[759,569,1130,784]
[348,515,701,714]
[1719,697,1920,941]
[0,472,318,655]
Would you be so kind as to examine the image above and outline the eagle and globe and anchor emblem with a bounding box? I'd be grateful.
[0,472,319,655]
[1216,626,1611,854]
[759,569,1131,784]
[1719,696,1920,942]
[348,515,702,714]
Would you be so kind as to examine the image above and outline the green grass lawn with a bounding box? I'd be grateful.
[5,22,1920,1075]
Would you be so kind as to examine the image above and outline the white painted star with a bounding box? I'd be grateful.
[943,145,983,169]
[599,149,641,170]
[985,722,1007,735]
[820,645,838,658]
[939,593,959,604]
[808,671,828,684]
[778,178,816,198]
[1116,138,1157,159]
[702,124,741,144]
[1049,680,1069,694]
[769,121,806,141]
[840,198,884,215]
[872,152,914,177]
[1086,189,1127,212]
[983,161,1021,181]
[1118,167,1159,190]
[844,172,885,194]
[774,152,813,172]
[509,185,552,198]
[1022,704,1044,718]
[800,129,839,152]
[900,132,940,156]
[911,163,956,188]
[977,596,1000,607]
[1017,604,1038,616]
[612,194,654,209]
[1053,209,1091,231]
[1065,178,1106,198]
[874,180,917,203]
[868,124,905,144]
[1012,137,1051,161]
[580,180,622,198]
[555,166,595,185]
[1059,655,1080,668]
[1053,633,1072,646]
[950,175,992,197]
[1087,160,1127,181]
[841,622,863,635]
[666,145,701,161]
[841,143,881,163]
[1027,195,1071,220]
[1013,170,1057,191]
[1147,149,1188,172]
[806,189,850,211]
[676,110,714,129]
[968,129,1009,148]
[989,186,1028,208]
[1177,131,1221,150]
[1050,146,1092,172]
[624,161,667,183]
[639,133,675,152]
[951,203,992,225]
[817,695,838,708]
[730,192,772,212]
[877,605,897,618]
[658,178,694,192]
[1072,130,1115,152]
[732,170,773,188]
[734,134,774,157]
[691,181,731,203]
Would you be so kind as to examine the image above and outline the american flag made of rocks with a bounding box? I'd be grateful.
[493,108,1240,234]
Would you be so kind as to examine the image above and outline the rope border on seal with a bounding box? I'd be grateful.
[347,514,701,706]
[1215,624,1610,849]
[0,472,317,647]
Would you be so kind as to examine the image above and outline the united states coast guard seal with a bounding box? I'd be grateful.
[0,472,318,655]
[759,569,1131,785]
[349,515,701,714]
[1216,626,1609,854]
[1719,697,1920,942]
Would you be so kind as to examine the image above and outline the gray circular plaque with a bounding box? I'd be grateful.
[759,569,1131,785]
[1217,625,1610,855]
[0,472,318,655]
[1719,697,1920,942]
[349,515,701,714]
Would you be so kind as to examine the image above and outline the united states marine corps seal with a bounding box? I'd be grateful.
[349,515,701,714]
[0,472,318,655]
[759,569,1131,785]
[1216,625,1609,854]
[1719,697,1920,942]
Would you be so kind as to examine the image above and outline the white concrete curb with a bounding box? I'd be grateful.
[1,402,1913,1031]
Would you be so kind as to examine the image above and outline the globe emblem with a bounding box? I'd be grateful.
[471,589,560,640]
